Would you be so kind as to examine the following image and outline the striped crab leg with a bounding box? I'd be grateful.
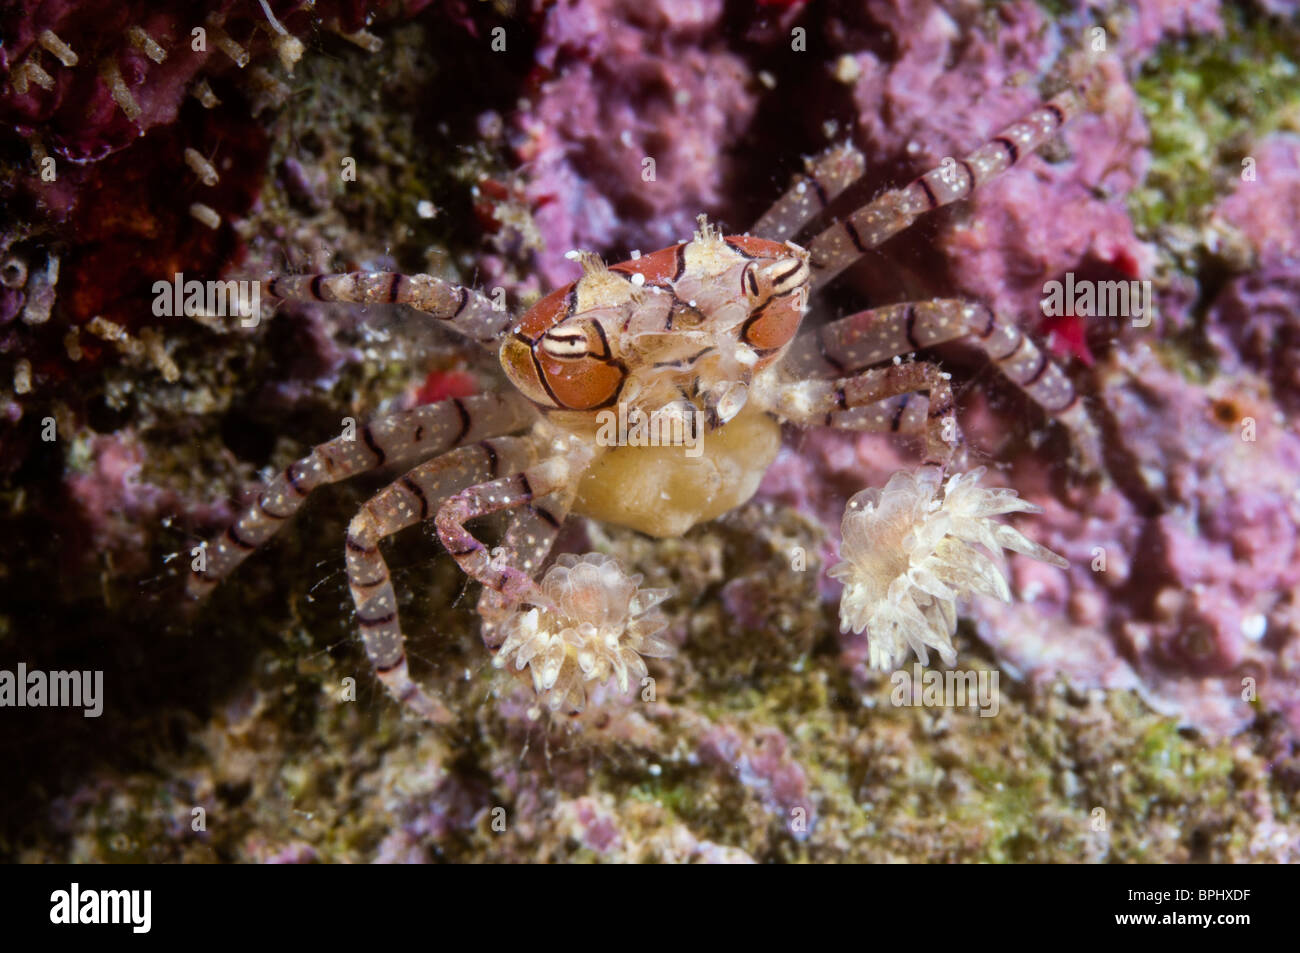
[807,85,1088,287]
[757,361,960,468]
[187,392,535,599]
[816,393,931,437]
[751,141,867,242]
[344,436,536,722]
[266,272,512,346]
[435,448,593,608]
[476,488,575,652]
[784,299,1101,469]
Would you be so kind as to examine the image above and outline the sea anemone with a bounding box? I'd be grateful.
[830,467,1069,670]
[493,553,674,712]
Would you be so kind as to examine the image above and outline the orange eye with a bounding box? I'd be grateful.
[537,354,625,410]
[741,298,802,353]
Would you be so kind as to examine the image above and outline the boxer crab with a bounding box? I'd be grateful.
[189,72,1105,721]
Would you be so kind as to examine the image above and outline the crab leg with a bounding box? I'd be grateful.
[496,488,573,579]
[475,488,575,650]
[814,393,930,436]
[787,300,1076,406]
[807,87,1086,287]
[436,451,592,607]
[267,272,512,346]
[751,141,866,242]
[345,436,535,722]
[785,299,1101,467]
[757,361,960,467]
[187,392,534,598]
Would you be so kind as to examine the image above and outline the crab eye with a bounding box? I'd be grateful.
[539,320,610,361]
[540,329,590,359]
[536,352,626,410]
[743,254,810,308]
[762,257,810,297]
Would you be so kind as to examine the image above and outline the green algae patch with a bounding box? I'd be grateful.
[1130,8,1300,233]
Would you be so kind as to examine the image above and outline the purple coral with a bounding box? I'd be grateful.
[698,721,815,838]
[1207,134,1300,411]
[969,344,1300,739]
[510,0,758,288]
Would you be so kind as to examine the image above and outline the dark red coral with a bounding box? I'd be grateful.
[0,2,429,447]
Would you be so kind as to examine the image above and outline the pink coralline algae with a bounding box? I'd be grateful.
[835,1,1154,350]
[555,795,624,854]
[61,432,232,582]
[546,794,759,862]
[552,795,759,862]
[1118,0,1225,58]
[1207,134,1300,412]
[766,346,1300,742]
[738,2,1299,740]
[374,764,492,864]
[974,343,1300,739]
[698,721,815,837]
[511,0,758,288]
